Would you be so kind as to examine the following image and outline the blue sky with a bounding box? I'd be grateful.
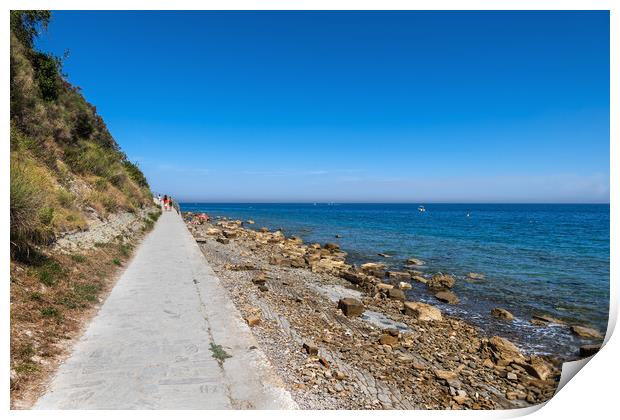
[37,11,609,203]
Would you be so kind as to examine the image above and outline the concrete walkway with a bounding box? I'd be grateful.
[34,211,297,409]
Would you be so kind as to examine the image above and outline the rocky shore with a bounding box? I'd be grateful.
[186,214,568,409]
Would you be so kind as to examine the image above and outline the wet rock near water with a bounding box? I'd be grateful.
[491,308,514,321]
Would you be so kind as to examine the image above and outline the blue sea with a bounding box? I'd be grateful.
[180,203,609,359]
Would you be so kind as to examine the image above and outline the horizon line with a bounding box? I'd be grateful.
[174,200,610,205]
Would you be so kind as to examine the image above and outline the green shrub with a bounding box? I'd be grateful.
[74,283,100,302]
[40,306,60,318]
[57,188,74,207]
[36,260,63,286]
[70,254,86,263]
[29,291,43,301]
[94,178,108,191]
[118,243,132,257]
[123,160,149,188]
[112,258,121,266]
[10,161,51,256]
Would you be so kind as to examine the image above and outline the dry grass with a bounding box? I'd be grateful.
[9,231,147,408]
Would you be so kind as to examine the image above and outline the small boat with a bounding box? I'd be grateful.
[418,205,426,212]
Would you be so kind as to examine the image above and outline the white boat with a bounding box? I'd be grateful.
[418,205,426,212]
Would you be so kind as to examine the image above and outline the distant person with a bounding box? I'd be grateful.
[163,194,169,211]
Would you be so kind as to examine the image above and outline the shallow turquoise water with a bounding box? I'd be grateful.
[180,203,609,359]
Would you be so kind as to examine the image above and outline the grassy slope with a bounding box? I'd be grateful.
[9,12,159,406]
[10,13,152,256]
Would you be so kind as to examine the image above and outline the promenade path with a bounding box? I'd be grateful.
[34,211,297,409]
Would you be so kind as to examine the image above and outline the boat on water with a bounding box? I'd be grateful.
[418,205,426,212]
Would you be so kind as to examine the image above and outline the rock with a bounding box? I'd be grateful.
[335,234,342,238]
[259,227,269,233]
[222,229,238,238]
[206,227,220,235]
[491,308,514,321]
[435,290,459,304]
[319,356,330,368]
[482,358,495,369]
[579,344,601,357]
[411,275,428,284]
[252,272,269,285]
[427,273,456,290]
[258,285,268,292]
[519,356,554,380]
[531,314,566,325]
[360,262,386,278]
[386,271,411,281]
[195,237,207,243]
[507,372,518,381]
[376,283,394,291]
[467,272,485,280]
[398,281,412,290]
[379,334,399,347]
[387,288,406,301]
[338,298,365,317]
[340,270,366,285]
[247,219,255,224]
[377,253,391,258]
[216,237,230,244]
[269,254,289,266]
[487,336,525,363]
[334,370,346,380]
[506,391,527,400]
[406,258,425,266]
[324,243,340,251]
[453,394,467,405]
[303,342,319,356]
[571,325,603,339]
[246,315,260,326]
[403,301,442,321]
[434,369,458,381]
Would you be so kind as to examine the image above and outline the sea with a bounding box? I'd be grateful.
[179,202,609,360]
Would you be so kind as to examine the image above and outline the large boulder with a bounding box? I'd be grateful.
[571,325,603,339]
[388,288,406,301]
[222,229,238,238]
[360,262,387,279]
[427,273,456,290]
[405,258,425,266]
[491,307,514,321]
[338,298,365,317]
[379,334,399,347]
[340,270,366,285]
[580,344,601,357]
[403,301,442,321]
[323,242,341,251]
[517,356,554,381]
[487,336,525,363]
[435,290,459,304]
[386,271,412,281]
[410,275,428,284]
[269,254,289,266]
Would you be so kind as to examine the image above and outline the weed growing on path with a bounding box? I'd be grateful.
[209,342,232,365]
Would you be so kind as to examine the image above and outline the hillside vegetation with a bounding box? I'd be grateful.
[10,11,159,406]
[10,11,152,258]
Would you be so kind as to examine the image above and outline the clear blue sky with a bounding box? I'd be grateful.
[37,11,610,203]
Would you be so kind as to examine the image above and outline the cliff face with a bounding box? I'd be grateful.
[10,11,152,257]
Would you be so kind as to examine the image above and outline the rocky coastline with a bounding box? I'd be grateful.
[184,213,600,409]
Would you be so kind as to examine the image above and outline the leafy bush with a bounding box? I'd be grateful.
[40,306,60,318]
[10,160,51,256]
